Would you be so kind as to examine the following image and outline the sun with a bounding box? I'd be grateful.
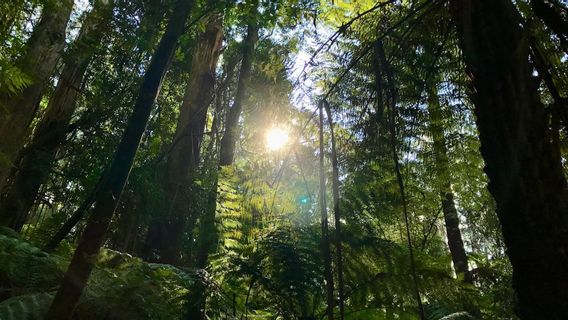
[266,127,289,151]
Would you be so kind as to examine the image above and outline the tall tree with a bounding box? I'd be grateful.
[319,101,335,320]
[0,0,113,232]
[186,5,258,317]
[218,18,258,165]
[0,0,74,187]
[449,0,568,318]
[323,101,345,319]
[157,12,224,264]
[426,86,471,283]
[45,0,195,318]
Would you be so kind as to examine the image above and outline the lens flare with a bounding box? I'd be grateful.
[266,127,289,151]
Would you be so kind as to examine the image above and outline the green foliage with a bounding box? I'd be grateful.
[0,235,193,319]
[0,233,62,291]
[79,254,192,319]
[424,302,474,320]
[0,0,543,318]
[0,292,53,320]
[0,60,31,97]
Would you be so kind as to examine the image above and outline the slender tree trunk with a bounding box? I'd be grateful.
[203,79,227,163]
[323,101,344,320]
[45,1,194,318]
[157,13,223,264]
[0,0,113,232]
[318,101,335,320]
[449,1,568,318]
[218,22,258,166]
[376,39,425,320]
[426,86,471,283]
[0,0,73,188]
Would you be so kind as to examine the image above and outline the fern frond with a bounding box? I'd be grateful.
[0,292,53,320]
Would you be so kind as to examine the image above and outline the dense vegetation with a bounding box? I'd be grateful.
[0,0,567,319]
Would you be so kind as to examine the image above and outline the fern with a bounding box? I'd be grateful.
[0,234,63,291]
[439,313,474,320]
[0,292,53,320]
[0,58,31,97]
[425,302,474,320]
[0,235,194,319]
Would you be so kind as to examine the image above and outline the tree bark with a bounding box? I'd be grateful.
[426,86,471,283]
[0,0,113,232]
[449,0,568,318]
[0,0,73,188]
[319,101,335,320]
[218,22,258,166]
[157,13,223,264]
[45,1,194,318]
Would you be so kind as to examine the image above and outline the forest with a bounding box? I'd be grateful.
[0,0,567,319]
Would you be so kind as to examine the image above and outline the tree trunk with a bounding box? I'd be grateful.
[0,0,113,232]
[45,1,194,318]
[157,13,223,264]
[323,101,344,320]
[449,0,568,318]
[426,86,471,283]
[0,0,73,187]
[186,14,258,320]
[218,22,258,166]
[186,14,258,319]
[318,101,335,320]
